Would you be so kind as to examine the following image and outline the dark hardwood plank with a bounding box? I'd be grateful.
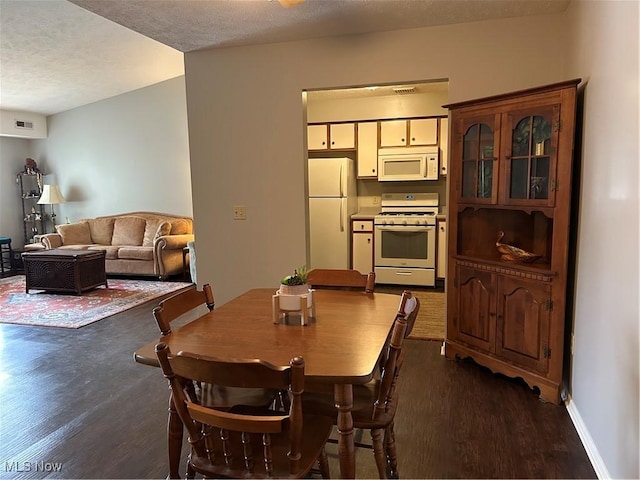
[0,289,595,479]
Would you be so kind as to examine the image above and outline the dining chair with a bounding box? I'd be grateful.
[306,268,376,293]
[152,283,281,408]
[155,343,334,479]
[153,283,215,335]
[303,290,417,479]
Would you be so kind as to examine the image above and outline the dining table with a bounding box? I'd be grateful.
[134,287,401,479]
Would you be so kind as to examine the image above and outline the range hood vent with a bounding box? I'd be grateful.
[393,86,416,95]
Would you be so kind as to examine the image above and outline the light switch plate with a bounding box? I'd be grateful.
[233,205,246,220]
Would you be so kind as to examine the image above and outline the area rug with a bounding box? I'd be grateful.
[0,275,192,329]
[408,291,446,341]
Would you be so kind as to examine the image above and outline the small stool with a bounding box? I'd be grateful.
[0,237,12,274]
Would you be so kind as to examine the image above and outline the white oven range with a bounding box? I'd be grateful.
[374,192,439,286]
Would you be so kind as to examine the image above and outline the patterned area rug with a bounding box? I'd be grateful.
[408,290,446,341]
[0,275,192,329]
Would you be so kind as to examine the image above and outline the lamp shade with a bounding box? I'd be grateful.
[37,185,66,205]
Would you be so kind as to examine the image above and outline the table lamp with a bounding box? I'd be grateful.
[38,184,66,229]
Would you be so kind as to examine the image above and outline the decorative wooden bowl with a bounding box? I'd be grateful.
[496,231,541,263]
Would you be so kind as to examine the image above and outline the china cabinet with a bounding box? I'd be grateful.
[17,172,49,245]
[444,79,580,404]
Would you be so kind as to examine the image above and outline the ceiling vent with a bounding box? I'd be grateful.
[15,120,34,130]
[393,86,416,95]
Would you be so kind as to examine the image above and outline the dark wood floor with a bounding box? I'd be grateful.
[0,287,595,479]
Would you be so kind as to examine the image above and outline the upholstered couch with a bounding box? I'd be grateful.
[38,212,193,279]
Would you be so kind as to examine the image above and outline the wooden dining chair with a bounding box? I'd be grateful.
[152,283,283,407]
[307,268,376,293]
[153,283,215,335]
[155,343,334,479]
[152,282,283,478]
[303,290,416,479]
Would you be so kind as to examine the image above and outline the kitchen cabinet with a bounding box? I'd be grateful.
[307,124,329,150]
[445,79,580,404]
[380,118,438,147]
[351,220,373,274]
[307,123,355,150]
[437,218,447,279]
[379,120,406,147]
[409,118,438,145]
[439,117,449,176]
[357,122,378,178]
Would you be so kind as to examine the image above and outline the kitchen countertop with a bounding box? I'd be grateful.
[351,207,381,220]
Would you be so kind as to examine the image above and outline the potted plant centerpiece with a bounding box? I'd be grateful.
[278,265,309,296]
[275,266,314,315]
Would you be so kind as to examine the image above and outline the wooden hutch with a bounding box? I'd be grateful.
[444,79,580,404]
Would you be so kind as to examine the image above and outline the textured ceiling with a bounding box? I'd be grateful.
[0,0,570,116]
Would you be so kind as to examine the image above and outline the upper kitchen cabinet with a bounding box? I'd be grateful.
[445,79,580,404]
[307,123,355,151]
[357,121,378,178]
[439,117,449,176]
[380,118,438,147]
[308,124,329,150]
[409,118,438,145]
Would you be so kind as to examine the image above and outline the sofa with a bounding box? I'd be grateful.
[38,212,193,279]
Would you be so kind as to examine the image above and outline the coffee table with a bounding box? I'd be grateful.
[21,249,108,295]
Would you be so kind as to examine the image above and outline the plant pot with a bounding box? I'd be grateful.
[278,284,310,296]
[276,284,312,311]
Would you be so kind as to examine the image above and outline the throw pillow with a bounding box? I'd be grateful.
[87,217,115,245]
[111,216,147,246]
[142,220,171,247]
[56,222,92,245]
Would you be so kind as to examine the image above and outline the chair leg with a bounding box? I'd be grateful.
[371,428,388,479]
[385,422,399,479]
[317,448,330,479]
[186,461,196,479]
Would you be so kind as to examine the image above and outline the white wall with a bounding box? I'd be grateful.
[0,137,32,248]
[564,1,639,478]
[185,9,638,478]
[185,13,566,303]
[30,77,193,224]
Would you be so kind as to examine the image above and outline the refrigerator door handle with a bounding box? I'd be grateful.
[340,200,344,232]
[339,163,344,197]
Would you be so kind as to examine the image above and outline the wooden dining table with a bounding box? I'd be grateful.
[134,287,401,479]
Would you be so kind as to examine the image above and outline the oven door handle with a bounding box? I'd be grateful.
[375,226,434,232]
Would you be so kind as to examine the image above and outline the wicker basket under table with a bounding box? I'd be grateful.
[21,249,108,295]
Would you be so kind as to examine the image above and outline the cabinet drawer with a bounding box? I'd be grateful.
[352,220,373,232]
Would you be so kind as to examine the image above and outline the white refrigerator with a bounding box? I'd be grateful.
[308,157,358,269]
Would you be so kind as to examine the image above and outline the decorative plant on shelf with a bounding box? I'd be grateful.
[279,265,309,295]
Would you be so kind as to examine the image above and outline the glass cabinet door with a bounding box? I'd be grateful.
[458,114,500,204]
[501,105,560,206]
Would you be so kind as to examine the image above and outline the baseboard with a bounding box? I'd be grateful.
[565,395,610,479]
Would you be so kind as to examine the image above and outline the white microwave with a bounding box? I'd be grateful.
[377,146,439,181]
